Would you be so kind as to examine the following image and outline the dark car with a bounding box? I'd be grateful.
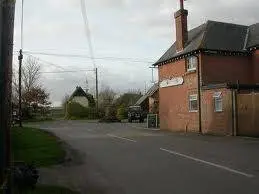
[128,106,145,123]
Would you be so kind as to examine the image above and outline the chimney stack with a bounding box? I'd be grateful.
[174,0,188,52]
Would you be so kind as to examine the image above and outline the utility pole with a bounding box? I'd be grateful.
[18,50,23,127]
[0,0,16,191]
[95,67,98,110]
[18,0,24,127]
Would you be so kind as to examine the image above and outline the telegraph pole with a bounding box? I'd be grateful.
[18,50,23,127]
[18,0,24,127]
[95,67,99,110]
[0,0,16,190]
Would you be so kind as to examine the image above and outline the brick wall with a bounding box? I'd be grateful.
[201,88,233,135]
[158,52,255,135]
[252,50,259,83]
[201,54,252,85]
[158,58,199,132]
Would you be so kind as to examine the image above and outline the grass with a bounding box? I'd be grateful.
[10,127,80,194]
[14,185,79,194]
[11,127,66,167]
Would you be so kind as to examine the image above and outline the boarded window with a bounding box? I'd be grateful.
[189,94,198,112]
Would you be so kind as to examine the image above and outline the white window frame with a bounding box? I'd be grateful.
[189,94,198,112]
[187,56,197,72]
[213,92,223,112]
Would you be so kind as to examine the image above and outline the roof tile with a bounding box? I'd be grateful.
[154,20,259,66]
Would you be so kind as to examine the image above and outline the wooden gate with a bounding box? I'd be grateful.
[237,92,259,136]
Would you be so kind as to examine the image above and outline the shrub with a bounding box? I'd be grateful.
[98,105,119,122]
[66,102,97,119]
[116,104,127,121]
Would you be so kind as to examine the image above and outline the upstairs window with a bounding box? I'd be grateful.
[187,56,197,71]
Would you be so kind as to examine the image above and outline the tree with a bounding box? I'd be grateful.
[13,56,41,101]
[98,86,117,107]
[12,56,51,119]
[115,91,142,107]
[97,86,117,120]
[22,57,41,91]
[23,87,50,106]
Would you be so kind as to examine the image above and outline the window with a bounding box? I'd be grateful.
[187,56,197,71]
[213,92,223,112]
[189,94,198,112]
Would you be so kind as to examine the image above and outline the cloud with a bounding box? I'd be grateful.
[49,0,129,10]
[13,0,259,106]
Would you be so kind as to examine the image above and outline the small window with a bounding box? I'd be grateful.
[189,94,198,112]
[213,92,223,112]
[187,56,197,71]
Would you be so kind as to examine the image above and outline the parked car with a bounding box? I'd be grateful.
[128,106,145,123]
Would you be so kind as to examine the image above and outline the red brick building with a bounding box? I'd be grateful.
[154,1,259,136]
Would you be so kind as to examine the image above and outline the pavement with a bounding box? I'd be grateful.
[35,120,259,194]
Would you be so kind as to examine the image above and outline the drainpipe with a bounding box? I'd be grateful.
[232,89,237,136]
[195,54,202,134]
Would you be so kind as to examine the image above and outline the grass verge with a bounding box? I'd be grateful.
[11,127,80,193]
[11,127,65,167]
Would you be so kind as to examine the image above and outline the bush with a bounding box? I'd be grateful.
[99,105,119,122]
[116,104,127,121]
[66,102,97,119]
[105,105,117,120]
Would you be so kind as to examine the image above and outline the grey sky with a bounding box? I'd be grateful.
[13,0,259,106]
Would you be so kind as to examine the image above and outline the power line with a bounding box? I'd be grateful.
[40,69,95,74]
[23,51,154,63]
[24,53,66,71]
[22,53,96,74]
[80,0,96,68]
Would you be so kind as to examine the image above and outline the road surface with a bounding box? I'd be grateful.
[37,121,259,194]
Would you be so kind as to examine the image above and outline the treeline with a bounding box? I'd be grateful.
[64,87,142,121]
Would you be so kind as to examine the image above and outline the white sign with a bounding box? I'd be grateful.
[160,77,184,88]
[213,92,222,98]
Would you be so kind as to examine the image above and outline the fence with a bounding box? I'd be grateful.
[237,92,259,136]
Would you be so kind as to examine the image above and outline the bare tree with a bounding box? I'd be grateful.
[12,56,50,118]
[98,86,117,106]
[12,56,41,100]
[22,56,41,92]
[127,88,142,95]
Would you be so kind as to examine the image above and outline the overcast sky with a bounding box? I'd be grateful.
[13,0,259,106]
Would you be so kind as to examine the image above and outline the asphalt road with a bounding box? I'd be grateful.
[38,121,259,194]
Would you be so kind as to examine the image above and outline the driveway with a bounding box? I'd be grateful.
[36,120,259,194]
